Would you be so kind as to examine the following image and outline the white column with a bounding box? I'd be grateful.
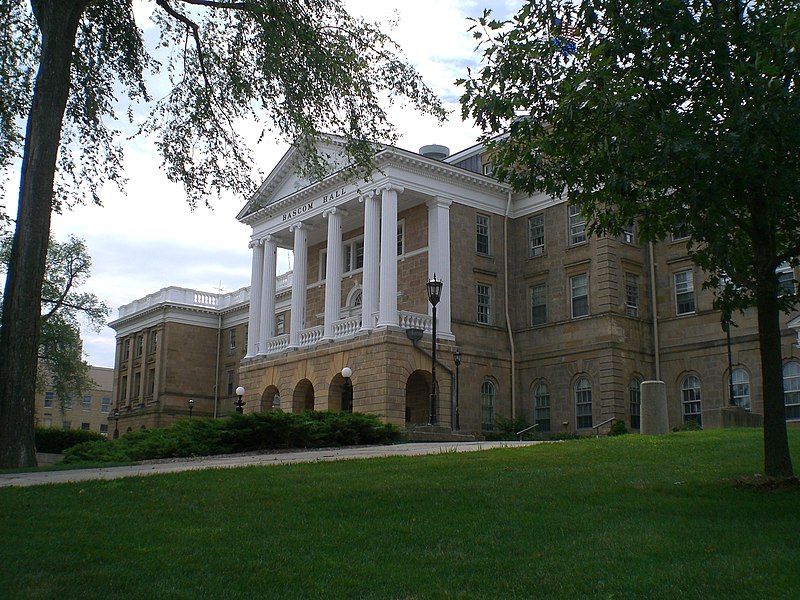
[377,185,403,328]
[289,222,309,348]
[428,197,452,336]
[259,235,278,352]
[246,238,264,357]
[323,207,345,340]
[360,191,379,331]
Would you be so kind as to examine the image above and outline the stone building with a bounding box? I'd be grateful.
[35,366,114,435]
[109,139,800,435]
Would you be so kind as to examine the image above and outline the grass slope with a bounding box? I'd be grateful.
[1,429,798,599]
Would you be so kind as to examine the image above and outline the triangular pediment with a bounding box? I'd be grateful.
[237,137,352,221]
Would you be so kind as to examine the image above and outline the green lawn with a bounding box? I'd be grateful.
[1,429,799,599]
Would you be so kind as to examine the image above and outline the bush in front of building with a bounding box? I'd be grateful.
[62,411,400,464]
[34,427,106,454]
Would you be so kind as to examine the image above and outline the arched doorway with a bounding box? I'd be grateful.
[405,370,431,425]
[261,385,281,411]
[293,379,315,412]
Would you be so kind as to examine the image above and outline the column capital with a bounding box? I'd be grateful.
[248,237,263,249]
[288,221,311,233]
[261,233,276,245]
[380,184,405,195]
[427,196,453,209]
[323,206,347,219]
[358,189,376,203]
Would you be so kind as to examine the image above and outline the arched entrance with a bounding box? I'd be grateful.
[261,385,281,411]
[405,370,431,425]
[292,379,315,412]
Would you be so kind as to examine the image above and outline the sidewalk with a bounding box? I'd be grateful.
[0,440,541,488]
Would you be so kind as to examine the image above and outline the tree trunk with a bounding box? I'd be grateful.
[755,273,794,478]
[0,0,88,468]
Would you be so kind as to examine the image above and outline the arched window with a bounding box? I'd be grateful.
[534,382,550,432]
[480,381,496,431]
[783,362,800,420]
[574,377,593,429]
[731,368,750,410]
[629,378,642,429]
[681,375,702,427]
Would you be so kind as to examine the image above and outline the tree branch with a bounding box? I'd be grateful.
[155,0,211,89]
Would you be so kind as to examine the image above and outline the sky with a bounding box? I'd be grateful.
[1,0,519,368]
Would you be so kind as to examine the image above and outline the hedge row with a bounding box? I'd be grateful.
[35,427,106,454]
[62,411,401,464]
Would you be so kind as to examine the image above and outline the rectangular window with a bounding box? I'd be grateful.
[62,421,71,430]
[101,396,111,413]
[99,423,108,435]
[276,313,286,335]
[64,395,73,410]
[81,422,90,431]
[227,370,235,396]
[319,249,327,281]
[133,372,141,399]
[674,270,695,315]
[622,221,636,244]
[229,329,237,351]
[476,213,490,255]
[123,339,130,360]
[344,239,364,273]
[136,334,143,356]
[121,376,127,402]
[528,214,545,257]
[482,163,493,176]
[82,395,92,411]
[44,391,54,408]
[476,284,492,325]
[568,204,586,245]
[397,221,405,256]
[777,262,796,296]
[147,369,155,396]
[150,331,158,353]
[672,223,689,241]
[571,274,589,318]
[625,274,640,317]
[530,284,547,326]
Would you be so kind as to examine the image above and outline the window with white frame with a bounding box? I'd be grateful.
[397,220,405,256]
[681,375,702,426]
[344,238,364,273]
[783,361,800,420]
[570,274,589,318]
[575,377,593,429]
[731,368,750,410]
[629,378,641,429]
[777,262,796,296]
[625,273,640,317]
[476,283,492,325]
[534,382,550,432]
[622,221,636,244]
[674,270,695,315]
[480,381,496,430]
[672,223,689,241]
[44,391,54,408]
[82,395,92,411]
[229,329,237,351]
[64,395,73,410]
[530,284,547,326]
[528,214,545,257]
[476,213,491,255]
[101,396,111,413]
[276,312,286,335]
[568,204,586,245]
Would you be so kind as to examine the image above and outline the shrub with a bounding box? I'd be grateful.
[35,427,106,454]
[62,411,400,464]
[609,420,629,436]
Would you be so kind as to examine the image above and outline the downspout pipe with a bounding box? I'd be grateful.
[504,190,516,420]
[214,314,221,418]
[649,242,661,380]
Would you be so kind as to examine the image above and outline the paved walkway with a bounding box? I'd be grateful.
[0,441,540,488]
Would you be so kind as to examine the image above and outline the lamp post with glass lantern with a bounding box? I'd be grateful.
[188,398,194,419]
[113,409,120,439]
[426,275,443,426]
[453,349,461,431]
[235,386,245,414]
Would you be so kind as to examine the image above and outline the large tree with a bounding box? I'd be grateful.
[459,0,799,476]
[0,0,444,467]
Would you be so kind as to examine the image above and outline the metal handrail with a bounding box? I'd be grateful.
[515,423,539,440]
[592,417,615,438]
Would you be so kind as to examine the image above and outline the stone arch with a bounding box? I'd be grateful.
[261,385,281,411]
[292,378,315,412]
[405,369,431,425]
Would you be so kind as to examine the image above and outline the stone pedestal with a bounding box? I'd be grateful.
[641,380,669,435]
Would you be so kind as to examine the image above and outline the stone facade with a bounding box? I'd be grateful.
[110,139,800,436]
[35,366,114,435]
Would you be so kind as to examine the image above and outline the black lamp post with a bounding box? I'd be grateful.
[235,386,245,414]
[188,398,194,419]
[341,367,353,413]
[453,349,461,431]
[426,275,443,426]
[113,408,120,439]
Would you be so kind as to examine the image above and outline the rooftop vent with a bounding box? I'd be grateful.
[419,144,450,160]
